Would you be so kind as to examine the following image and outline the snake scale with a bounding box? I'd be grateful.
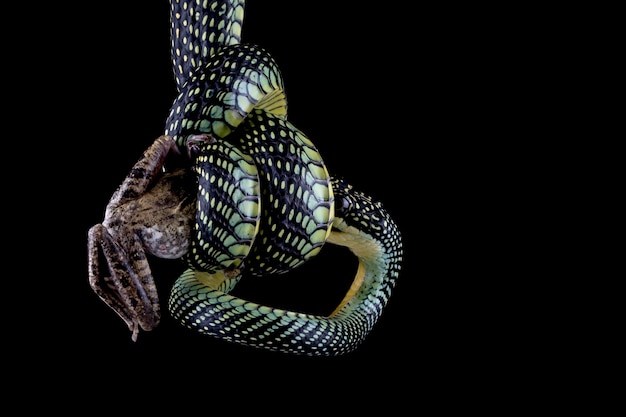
[89,0,403,356]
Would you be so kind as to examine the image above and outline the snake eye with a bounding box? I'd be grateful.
[335,195,353,217]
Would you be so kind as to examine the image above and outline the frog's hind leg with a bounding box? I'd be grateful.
[88,224,160,341]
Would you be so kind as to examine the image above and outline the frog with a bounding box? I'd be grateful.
[87,135,205,341]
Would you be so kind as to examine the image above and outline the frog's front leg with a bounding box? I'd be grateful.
[104,135,180,215]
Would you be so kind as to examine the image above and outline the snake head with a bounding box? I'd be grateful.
[185,134,217,159]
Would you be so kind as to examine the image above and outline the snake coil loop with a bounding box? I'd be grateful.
[163,0,403,356]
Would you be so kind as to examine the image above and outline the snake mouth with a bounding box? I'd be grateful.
[186,133,217,159]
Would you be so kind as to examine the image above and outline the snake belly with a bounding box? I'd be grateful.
[165,0,403,356]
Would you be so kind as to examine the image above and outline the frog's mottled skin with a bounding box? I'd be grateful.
[87,136,197,341]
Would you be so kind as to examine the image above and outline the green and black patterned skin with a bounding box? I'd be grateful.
[169,177,403,356]
[89,0,403,356]
[163,0,403,356]
[165,43,287,149]
[165,0,333,282]
[184,109,335,277]
[165,0,287,150]
[183,138,260,274]
[169,0,245,91]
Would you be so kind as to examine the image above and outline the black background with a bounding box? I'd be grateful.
[7,0,585,410]
[14,0,490,407]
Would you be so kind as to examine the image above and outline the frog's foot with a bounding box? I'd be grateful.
[88,224,161,341]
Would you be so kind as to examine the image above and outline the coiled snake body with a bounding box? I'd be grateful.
[88,0,403,356]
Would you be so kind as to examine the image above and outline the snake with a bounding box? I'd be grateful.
[164,0,403,356]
